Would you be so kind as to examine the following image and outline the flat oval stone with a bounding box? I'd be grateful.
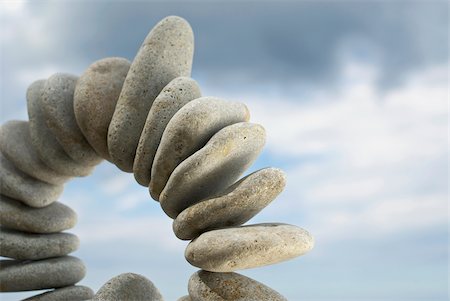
[0,228,79,260]
[185,223,314,272]
[41,73,102,166]
[27,80,94,177]
[159,122,264,219]
[188,270,287,301]
[0,195,77,233]
[74,57,130,161]
[93,273,163,301]
[133,77,201,187]
[0,120,69,185]
[150,97,249,200]
[22,285,94,301]
[108,16,194,172]
[0,256,86,292]
[173,168,286,240]
[177,296,191,301]
[0,152,63,208]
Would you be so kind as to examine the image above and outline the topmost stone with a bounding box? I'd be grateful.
[108,16,194,172]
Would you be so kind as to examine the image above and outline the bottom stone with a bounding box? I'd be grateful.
[22,285,94,301]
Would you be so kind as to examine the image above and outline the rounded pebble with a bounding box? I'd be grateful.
[74,57,131,161]
[177,296,191,301]
[108,16,194,172]
[0,227,79,260]
[159,122,265,218]
[22,285,94,301]
[0,256,86,292]
[133,77,201,187]
[173,168,286,240]
[185,223,314,272]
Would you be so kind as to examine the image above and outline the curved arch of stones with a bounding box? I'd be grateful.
[0,16,314,301]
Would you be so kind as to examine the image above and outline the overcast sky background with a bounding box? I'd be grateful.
[0,1,448,300]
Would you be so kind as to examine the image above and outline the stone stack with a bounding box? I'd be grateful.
[0,16,313,300]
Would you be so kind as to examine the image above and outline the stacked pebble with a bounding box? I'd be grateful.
[0,16,314,300]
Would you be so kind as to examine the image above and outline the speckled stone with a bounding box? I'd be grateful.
[159,122,264,219]
[0,228,79,260]
[22,285,94,301]
[93,273,163,301]
[133,77,201,187]
[177,296,191,301]
[173,168,286,240]
[41,73,102,166]
[0,152,63,208]
[0,120,69,185]
[188,270,287,301]
[150,98,249,201]
[74,57,131,161]
[27,80,94,177]
[0,195,77,233]
[0,256,86,292]
[108,16,194,172]
[185,223,314,272]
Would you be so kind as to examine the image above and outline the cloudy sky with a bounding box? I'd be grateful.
[0,1,448,300]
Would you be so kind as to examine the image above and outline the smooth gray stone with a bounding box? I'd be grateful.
[108,16,194,172]
[0,256,86,292]
[173,168,286,240]
[0,195,77,233]
[41,73,102,166]
[188,270,287,301]
[150,97,249,200]
[159,122,264,219]
[133,77,201,187]
[22,285,94,301]
[185,223,314,272]
[93,273,163,301]
[177,296,191,301]
[0,152,63,208]
[0,228,79,260]
[74,57,131,161]
[27,80,94,177]
[0,120,69,185]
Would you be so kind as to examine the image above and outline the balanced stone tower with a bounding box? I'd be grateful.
[0,16,314,300]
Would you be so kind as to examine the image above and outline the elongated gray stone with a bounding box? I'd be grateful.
[0,195,77,233]
[150,98,249,200]
[108,16,194,172]
[185,223,314,272]
[41,73,101,166]
[173,168,286,240]
[22,285,94,301]
[27,80,94,177]
[74,57,131,161]
[0,120,69,185]
[93,273,163,301]
[159,122,264,218]
[0,256,86,292]
[188,270,287,301]
[0,228,79,260]
[177,296,191,301]
[0,152,63,208]
[133,77,201,187]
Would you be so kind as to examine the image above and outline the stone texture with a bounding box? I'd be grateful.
[177,296,191,301]
[108,16,194,172]
[0,228,79,260]
[188,270,287,301]
[41,73,101,166]
[173,168,286,240]
[22,285,94,301]
[159,122,265,218]
[150,97,249,201]
[0,256,86,292]
[133,77,201,187]
[0,152,63,208]
[27,80,94,177]
[185,223,314,272]
[0,120,69,185]
[0,195,77,233]
[93,273,163,301]
[74,57,131,161]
